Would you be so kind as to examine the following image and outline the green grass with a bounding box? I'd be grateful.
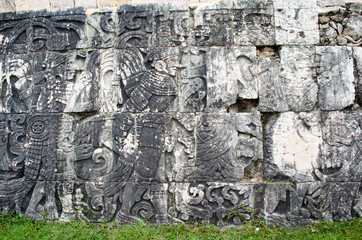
[0,213,361,240]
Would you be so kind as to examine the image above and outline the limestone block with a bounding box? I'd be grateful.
[0,0,15,13]
[259,182,361,225]
[116,4,153,48]
[32,51,99,113]
[233,0,275,45]
[264,112,322,182]
[173,182,254,225]
[0,54,33,113]
[274,0,319,45]
[353,47,362,105]
[258,46,318,112]
[317,111,362,182]
[75,0,96,8]
[97,0,131,8]
[316,46,355,110]
[317,0,345,7]
[0,11,32,54]
[49,0,75,10]
[0,114,27,180]
[180,47,257,112]
[83,8,116,48]
[192,0,233,46]
[74,113,135,182]
[15,0,50,11]
[154,3,189,47]
[31,8,85,51]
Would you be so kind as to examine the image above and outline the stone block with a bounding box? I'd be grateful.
[258,46,318,112]
[31,8,85,51]
[353,47,362,105]
[154,3,189,47]
[259,182,361,225]
[0,114,27,180]
[274,0,319,45]
[15,0,50,11]
[0,54,33,113]
[116,4,153,48]
[0,11,32,54]
[32,51,99,113]
[316,46,354,110]
[317,0,345,7]
[83,8,116,48]
[233,0,275,45]
[192,0,233,46]
[173,182,254,225]
[75,0,97,8]
[74,113,135,182]
[0,0,15,13]
[25,114,75,182]
[97,0,131,8]
[49,0,75,10]
[264,112,322,182]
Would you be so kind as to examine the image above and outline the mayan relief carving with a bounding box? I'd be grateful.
[0,0,361,226]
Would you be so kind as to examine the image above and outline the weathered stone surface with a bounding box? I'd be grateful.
[259,182,361,225]
[173,182,254,225]
[75,0,97,8]
[0,114,27,180]
[0,54,33,113]
[317,0,345,7]
[233,0,275,45]
[0,0,15,13]
[353,47,362,105]
[154,3,189,47]
[15,0,50,11]
[49,0,75,10]
[264,112,322,182]
[33,51,99,113]
[274,0,319,45]
[97,0,131,8]
[83,8,116,49]
[116,4,153,48]
[258,46,318,112]
[316,46,355,110]
[192,0,233,46]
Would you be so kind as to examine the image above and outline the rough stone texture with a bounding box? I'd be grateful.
[0,0,361,226]
[258,46,318,112]
[49,0,75,10]
[97,0,131,7]
[15,0,50,11]
[0,0,15,13]
[75,0,97,8]
[318,0,345,7]
[274,0,319,45]
[316,46,355,110]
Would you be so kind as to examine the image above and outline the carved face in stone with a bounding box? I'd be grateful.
[31,120,46,135]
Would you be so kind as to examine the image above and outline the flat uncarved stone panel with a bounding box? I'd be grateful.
[31,8,85,51]
[316,46,355,110]
[233,0,275,45]
[0,114,27,180]
[264,112,322,182]
[97,0,131,8]
[0,0,15,13]
[49,0,75,10]
[186,112,262,182]
[274,0,319,45]
[101,48,179,113]
[316,111,362,182]
[353,47,362,105]
[74,113,135,182]
[25,114,76,182]
[173,182,254,225]
[259,182,361,225]
[15,0,50,11]
[317,0,345,7]
[33,51,99,113]
[0,55,33,113]
[83,8,116,49]
[74,182,168,224]
[193,0,233,46]
[0,11,32,54]
[75,0,97,8]
[116,4,153,48]
[258,47,318,112]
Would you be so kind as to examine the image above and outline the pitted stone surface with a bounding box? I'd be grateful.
[0,0,361,226]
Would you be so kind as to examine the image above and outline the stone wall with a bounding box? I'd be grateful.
[0,0,361,226]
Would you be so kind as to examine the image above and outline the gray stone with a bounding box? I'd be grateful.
[0,54,33,113]
[192,0,233,46]
[316,46,355,110]
[173,182,254,225]
[274,0,319,45]
[116,4,153,48]
[317,0,344,7]
[233,0,275,45]
[354,47,362,105]
[83,8,116,49]
[258,46,318,112]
